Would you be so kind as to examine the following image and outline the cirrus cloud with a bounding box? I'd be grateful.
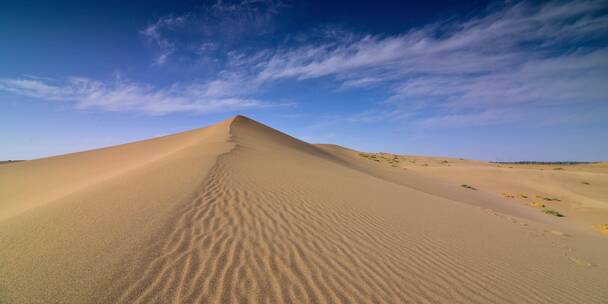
[0,75,265,115]
[248,0,608,127]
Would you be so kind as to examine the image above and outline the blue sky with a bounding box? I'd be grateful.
[1,0,607,161]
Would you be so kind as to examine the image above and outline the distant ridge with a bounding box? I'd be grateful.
[0,160,24,165]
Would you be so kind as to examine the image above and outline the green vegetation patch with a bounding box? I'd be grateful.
[542,208,565,217]
[536,195,561,202]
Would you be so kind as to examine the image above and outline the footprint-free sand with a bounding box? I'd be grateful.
[1,115,607,303]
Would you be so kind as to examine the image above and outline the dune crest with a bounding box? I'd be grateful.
[1,115,607,303]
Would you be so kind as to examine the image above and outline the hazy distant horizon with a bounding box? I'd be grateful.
[1,114,606,163]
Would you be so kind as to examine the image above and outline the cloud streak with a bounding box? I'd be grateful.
[0,76,265,115]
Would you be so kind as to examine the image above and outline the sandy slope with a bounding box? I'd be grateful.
[1,115,607,303]
[343,150,608,231]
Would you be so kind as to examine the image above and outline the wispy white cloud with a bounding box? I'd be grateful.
[140,0,284,65]
[0,76,265,115]
[246,0,608,127]
[257,1,607,79]
[140,15,188,65]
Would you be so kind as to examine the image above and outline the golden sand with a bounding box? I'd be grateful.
[1,115,607,303]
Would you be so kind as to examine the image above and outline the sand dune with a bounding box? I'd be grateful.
[1,115,607,303]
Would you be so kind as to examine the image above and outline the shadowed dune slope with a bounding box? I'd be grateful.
[1,115,607,303]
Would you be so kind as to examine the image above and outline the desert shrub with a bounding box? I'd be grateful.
[530,202,545,208]
[595,224,608,234]
[542,208,565,217]
[536,195,560,202]
[461,184,477,190]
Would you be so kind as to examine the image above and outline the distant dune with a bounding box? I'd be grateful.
[0,160,23,165]
[1,115,607,303]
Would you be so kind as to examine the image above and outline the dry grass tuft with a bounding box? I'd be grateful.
[542,208,565,217]
[593,224,608,235]
[461,184,477,190]
[530,202,545,208]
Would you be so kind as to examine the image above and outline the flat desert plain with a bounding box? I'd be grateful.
[1,115,607,303]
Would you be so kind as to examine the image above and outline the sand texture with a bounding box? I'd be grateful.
[1,115,607,303]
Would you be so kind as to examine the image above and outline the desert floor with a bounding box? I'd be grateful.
[1,115,607,303]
